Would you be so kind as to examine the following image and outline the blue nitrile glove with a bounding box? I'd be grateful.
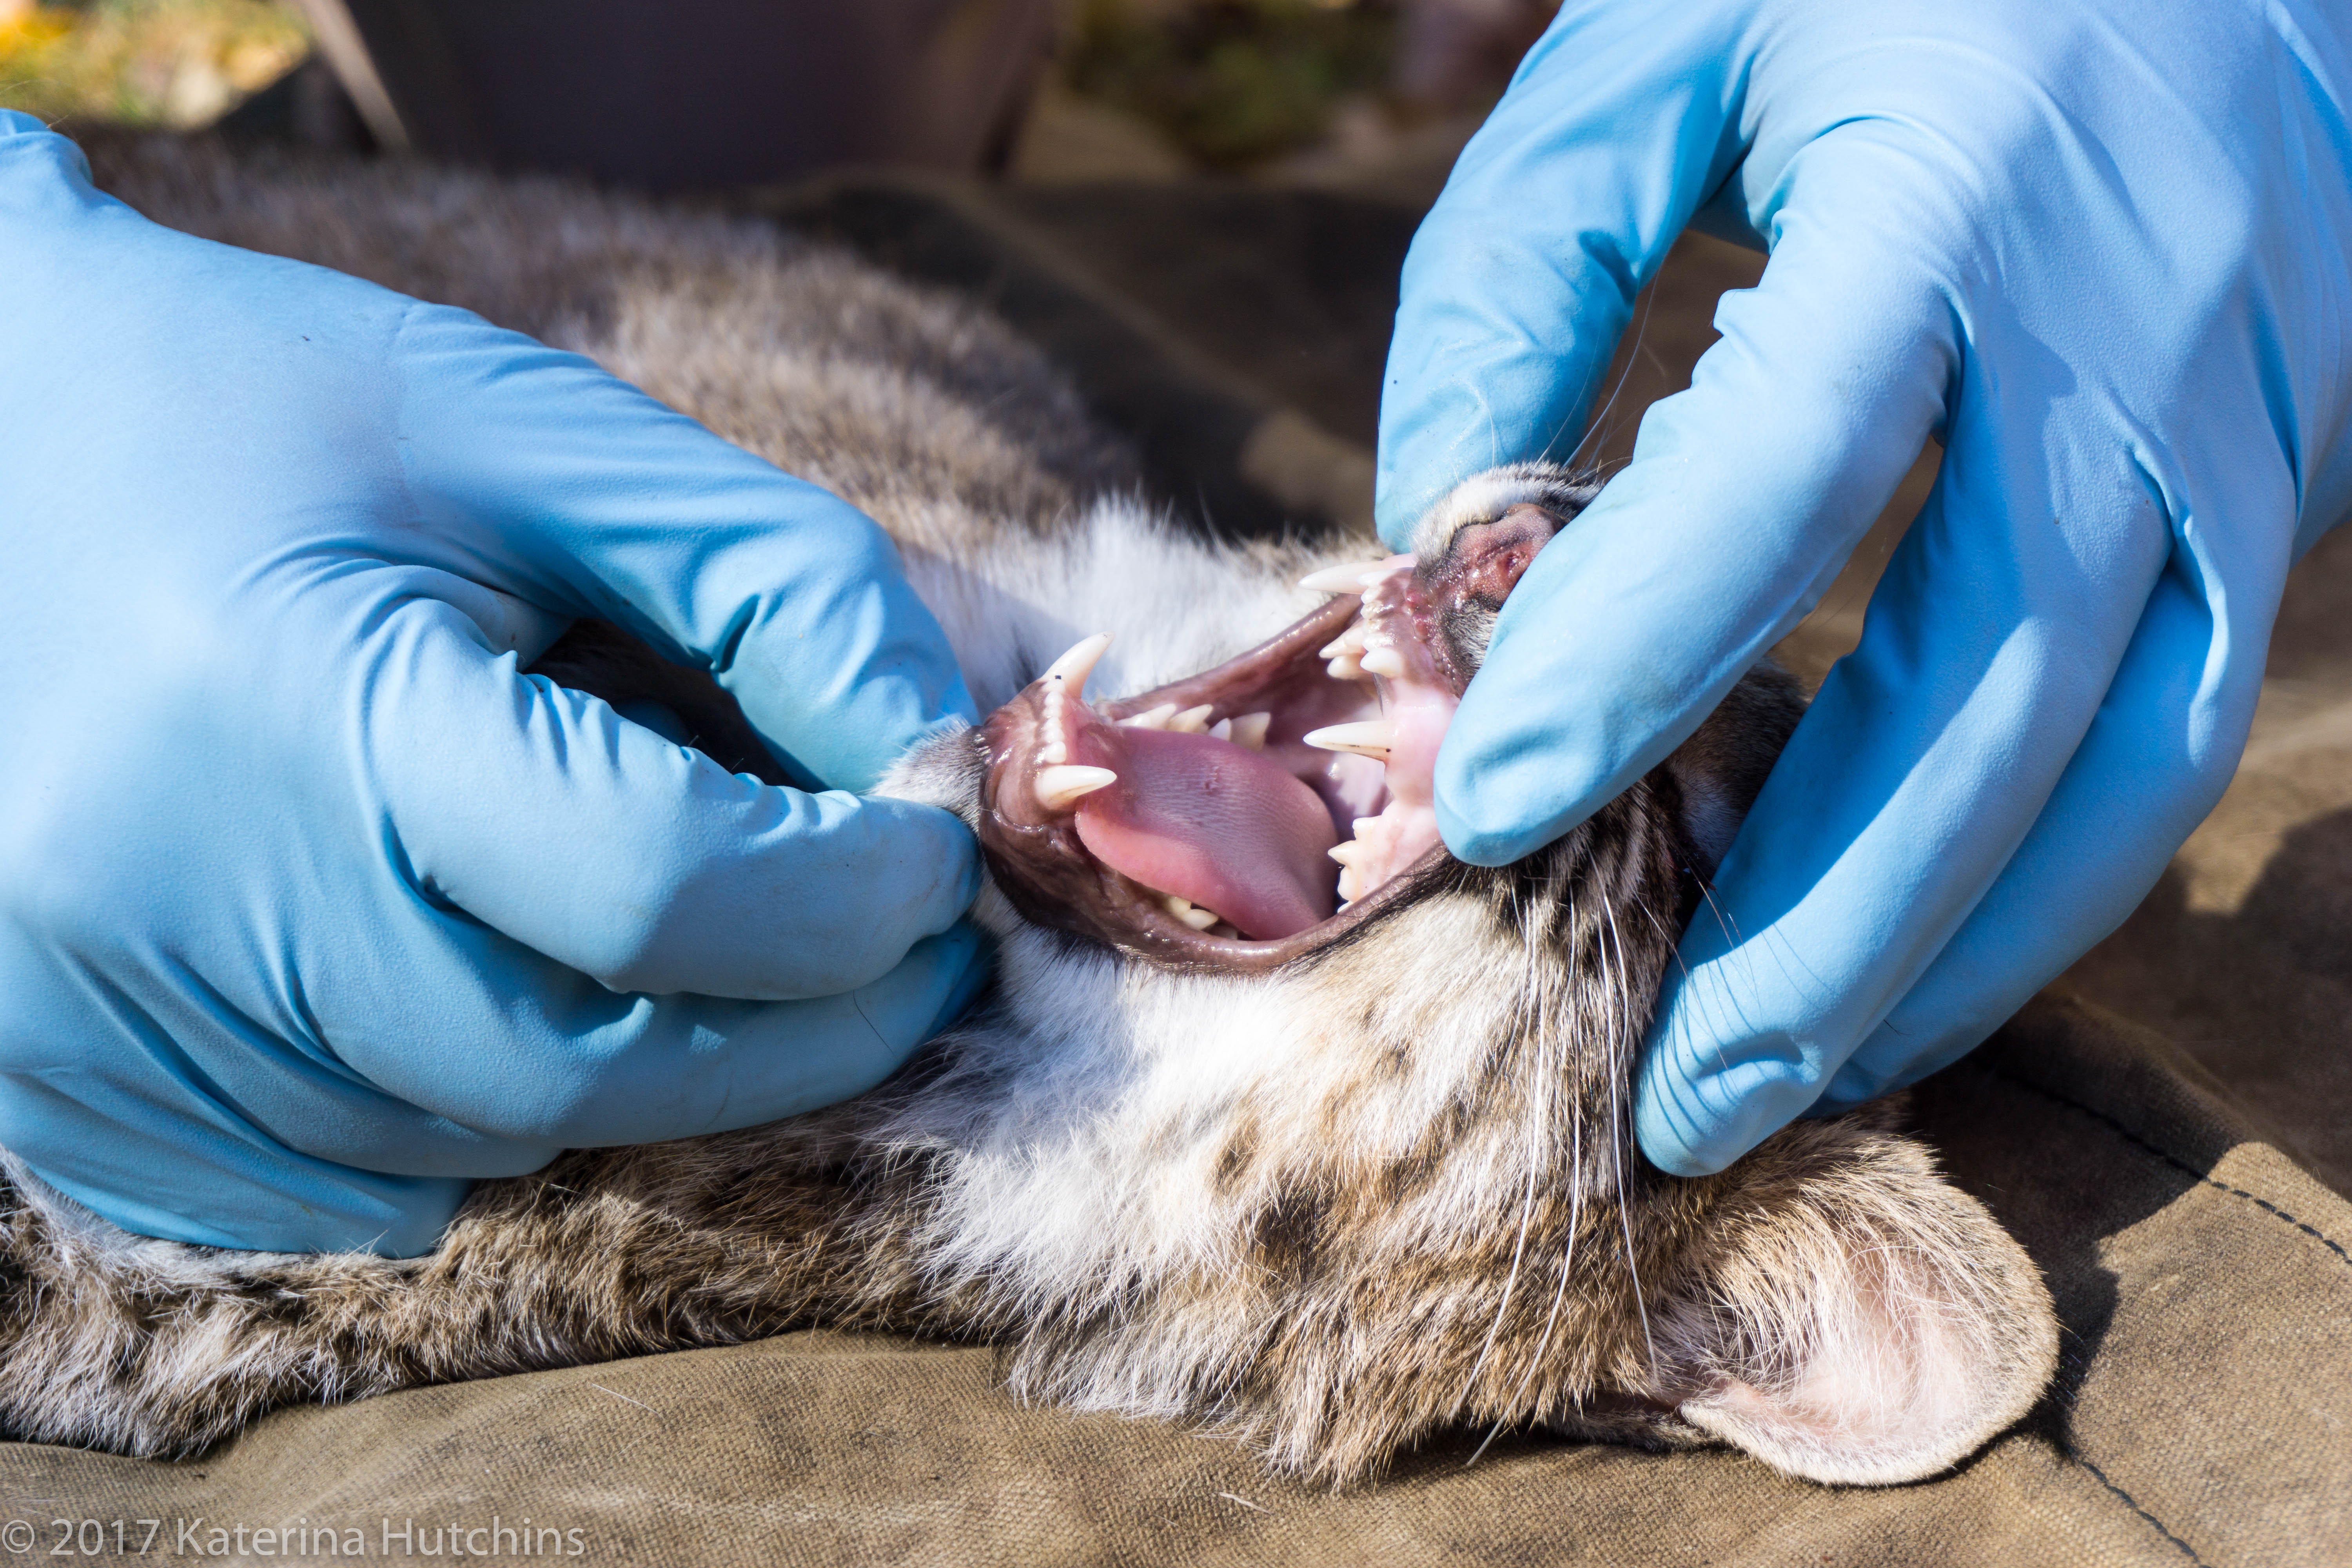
[1377,0,2352,1174]
[0,113,987,1255]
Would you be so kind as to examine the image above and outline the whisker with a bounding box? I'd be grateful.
[1601,897,1659,1379]
[1561,276,1662,474]
[1457,882,1546,1424]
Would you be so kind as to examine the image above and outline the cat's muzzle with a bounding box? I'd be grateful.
[976,502,1570,971]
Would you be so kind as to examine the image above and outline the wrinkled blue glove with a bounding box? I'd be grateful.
[1377,0,2352,1175]
[0,113,986,1255]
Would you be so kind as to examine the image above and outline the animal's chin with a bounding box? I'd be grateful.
[976,504,1566,971]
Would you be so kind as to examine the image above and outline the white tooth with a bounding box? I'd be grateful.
[1298,561,1384,595]
[1328,840,1368,868]
[1037,742,1067,766]
[1337,867,1363,903]
[1169,705,1215,734]
[1303,720,1396,759]
[1034,764,1116,810]
[1353,817,1383,838]
[1326,655,1364,681]
[1163,893,1220,930]
[1208,718,1233,742]
[1230,712,1271,751]
[1318,627,1368,660]
[1121,703,1178,730]
[1042,633,1112,698]
[1360,647,1406,679]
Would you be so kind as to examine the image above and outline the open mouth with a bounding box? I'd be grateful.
[976,503,1567,970]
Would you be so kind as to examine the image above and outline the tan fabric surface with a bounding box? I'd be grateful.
[4,172,2348,1567]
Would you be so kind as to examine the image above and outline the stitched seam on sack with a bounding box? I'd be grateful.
[2071,1455,2205,1566]
[1975,1063,2347,1568]
[1987,1067,2352,1272]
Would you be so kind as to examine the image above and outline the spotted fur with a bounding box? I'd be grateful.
[0,136,2055,1485]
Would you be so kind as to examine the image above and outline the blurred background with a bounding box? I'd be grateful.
[0,0,1557,190]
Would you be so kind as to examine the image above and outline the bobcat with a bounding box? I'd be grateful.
[0,135,2054,1488]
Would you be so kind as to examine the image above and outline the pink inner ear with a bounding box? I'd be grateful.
[1681,1305,1979,1481]
[1656,1185,2060,1495]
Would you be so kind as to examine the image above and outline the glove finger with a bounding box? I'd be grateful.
[367,597,981,1002]
[1634,406,2189,1175]
[1434,129,1964,869]
[325,920,989,1178]
[1374,0,1752,544]
[1822,496,2294,1106]
[388,302,974,793]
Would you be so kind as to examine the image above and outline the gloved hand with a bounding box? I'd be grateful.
[0,113,985,1254]
[1377,0,2352,1174]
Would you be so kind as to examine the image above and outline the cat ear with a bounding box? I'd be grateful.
[1651,1120,2057,1486]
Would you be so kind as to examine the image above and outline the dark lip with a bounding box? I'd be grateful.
[976,590,1450,973]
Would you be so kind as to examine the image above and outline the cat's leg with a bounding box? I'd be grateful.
[0,1123,931,1458]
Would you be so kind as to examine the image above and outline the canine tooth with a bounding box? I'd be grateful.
[1230,712,1271,750]
[1359,647,1406,679]
[1170,705,1215,734]
[1208,718,1233,742]
[1034,764,1116,810]
[1303,720,1396,759]
[1299,561,1384,595]
[1043,632,1112,697]
[1328,840,1368,868]
[1121,703,1178,730]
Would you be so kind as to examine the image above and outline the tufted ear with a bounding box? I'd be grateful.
[1651,1116,2058,1486]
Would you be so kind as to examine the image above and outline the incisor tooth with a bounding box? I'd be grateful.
[1034,764,1116,811]
[1043,632,1112,695]
[1170,705,1215,734]
[1230,712,1271,750]
[1298,561,1384,595]
[1303,720,1396,759]
[1207,718,1233,742]
[1359,647,1406,679]
[1162,894,1219,931]
[1121,703,1178,730]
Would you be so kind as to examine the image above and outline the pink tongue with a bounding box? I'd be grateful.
[1071,726,1338,940]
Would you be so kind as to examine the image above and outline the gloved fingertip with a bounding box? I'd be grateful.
[1430,788,1543,869]
[919,922,995,1038]
[1634,988,1827,1177]
[1633,1079,1739,1178]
